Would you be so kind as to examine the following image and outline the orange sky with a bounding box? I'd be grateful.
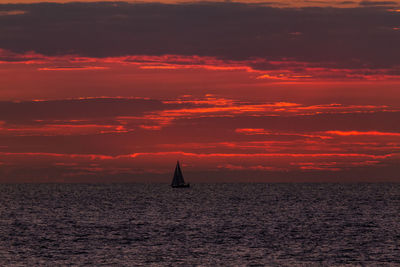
[0,1,400,182]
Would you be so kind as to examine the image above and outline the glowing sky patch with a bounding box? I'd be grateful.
[38,66,109,71]
[326,131,400,137]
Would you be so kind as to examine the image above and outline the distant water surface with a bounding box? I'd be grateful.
[0,183,399,266]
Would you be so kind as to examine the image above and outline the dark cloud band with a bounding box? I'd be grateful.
[0,2,400,69]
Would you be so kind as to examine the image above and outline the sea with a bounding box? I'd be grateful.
[0,183,399,266]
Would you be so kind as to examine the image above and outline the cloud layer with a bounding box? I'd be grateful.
[1,96,399,182]
[0,2,400,75]
[1,2,400,181]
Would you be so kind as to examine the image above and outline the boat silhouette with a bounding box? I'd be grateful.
[171,161,190,188]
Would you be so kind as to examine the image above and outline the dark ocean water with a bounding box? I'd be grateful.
[0,184,399,266]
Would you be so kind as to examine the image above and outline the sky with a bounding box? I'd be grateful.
[0,0,400,182]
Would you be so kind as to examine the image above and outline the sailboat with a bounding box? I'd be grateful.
[171,161,190,188]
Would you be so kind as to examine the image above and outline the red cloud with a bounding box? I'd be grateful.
[326,130,400,137]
